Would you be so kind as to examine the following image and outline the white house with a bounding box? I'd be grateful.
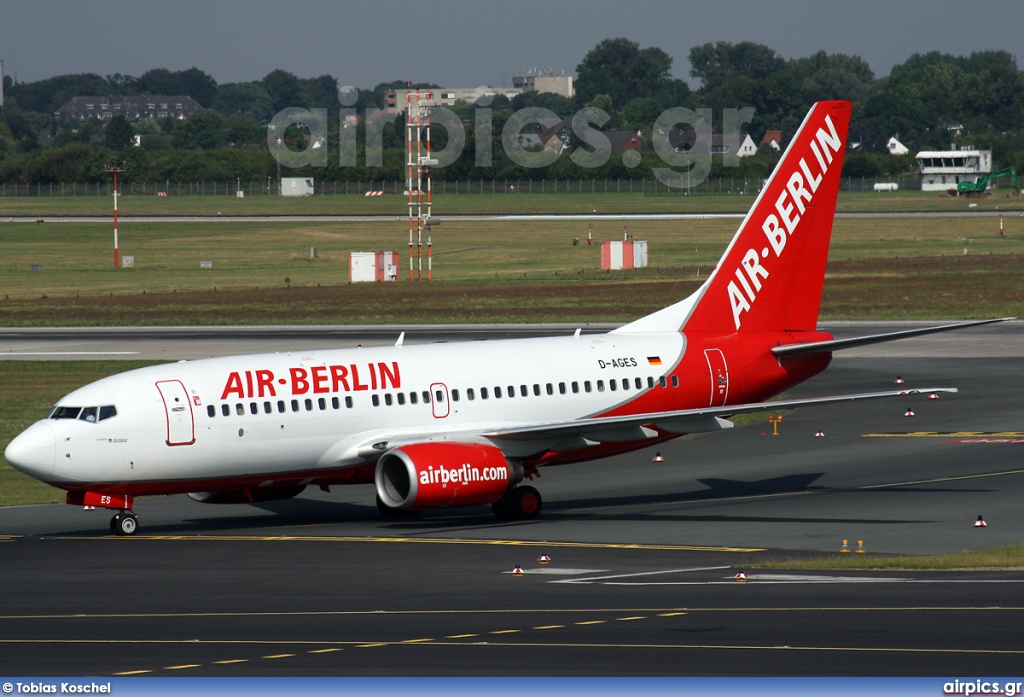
[887,137,909,155]
[916,148,992,191]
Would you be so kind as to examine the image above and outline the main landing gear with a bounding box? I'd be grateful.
[492,485,542,522]
[110,510,139,536]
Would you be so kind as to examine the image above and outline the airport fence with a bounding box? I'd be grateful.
[0,175,925,198]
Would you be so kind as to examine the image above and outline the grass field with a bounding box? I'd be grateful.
[749,544,1024,570]
[2,189,1023,217]
[1,215,1021,323]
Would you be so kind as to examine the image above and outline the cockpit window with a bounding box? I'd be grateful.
[49,405,117,422]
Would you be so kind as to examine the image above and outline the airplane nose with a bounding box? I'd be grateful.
[4,421,56,482]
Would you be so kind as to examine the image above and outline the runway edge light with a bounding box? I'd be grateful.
[653,452,664,462]
[841,539,850,553]
[856,540,865,553]
[975,515,987,528]
[512,564,524,576]
[735,571,747,582]
[905,408,915,417]
[538,554,551,564]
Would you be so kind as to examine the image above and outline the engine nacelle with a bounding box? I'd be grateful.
[375,442,522,511]
[187,484,306,504]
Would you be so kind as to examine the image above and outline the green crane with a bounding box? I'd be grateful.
[957,167,1019,195]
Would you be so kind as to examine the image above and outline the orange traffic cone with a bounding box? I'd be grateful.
[975,515,987,528]
[512,564,524,576]
[904,408,915,417]
[537,554,551,564]
[735,571,747,582]
[653,452,664,462]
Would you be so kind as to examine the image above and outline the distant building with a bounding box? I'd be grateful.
[761,129,782,151]
[916,147,993,191]
[604,131,642,152]
[512,74,574,99]
[665,130,757,157]
[57,95,203,122]
[887,137,909,155]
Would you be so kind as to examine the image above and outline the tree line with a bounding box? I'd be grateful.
[0,41,1021,186]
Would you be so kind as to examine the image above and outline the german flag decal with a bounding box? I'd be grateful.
[647,357,662,366]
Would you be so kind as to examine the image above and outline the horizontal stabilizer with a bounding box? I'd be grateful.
[771,318,1013,358]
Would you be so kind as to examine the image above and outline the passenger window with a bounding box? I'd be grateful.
[467,388,475,401]
[304,399,313,411]
[520,385,528,397]
[222,404,230,416]
[422,391,430,403]
[659,376,667,388]
[345,396,353,408]
[264,401,272,414]
[397,393,405,405]
[291,399,299,412]
[481,387,488,400]
[278,400,286,413]
[236,404,244,415]
[318,398,326,410]
[250,402,258,415]
[494,386,502,398]
[507,385,515,398]
[622,379,629,390]
[571,381,579,394]
[647,377,655,389]
[546,383,553,395]
[452,389,460,402]
[672,375,679,388]
[207,405,215,418]
[332,397,339,409]
[584,381,592,393]
[99,405,117,421]
[533,384,541,396]
[384,394,393,406]
[435,390,444,403]
[558,382,566,395]
[609,380,617,392]
[372,395,380,407]
[597,380,605,392]
[410,392,418,405]
[635,377,643,389]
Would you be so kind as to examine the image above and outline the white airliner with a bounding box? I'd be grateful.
[4,101,1006,535]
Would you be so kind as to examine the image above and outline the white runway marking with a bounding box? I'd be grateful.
[552,568,1024,586]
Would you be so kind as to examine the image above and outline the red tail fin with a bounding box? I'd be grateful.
[682,101,850,334]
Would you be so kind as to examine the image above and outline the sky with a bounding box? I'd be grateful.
[2,0,1023,90]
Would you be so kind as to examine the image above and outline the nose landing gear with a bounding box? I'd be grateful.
[110,510,139,536]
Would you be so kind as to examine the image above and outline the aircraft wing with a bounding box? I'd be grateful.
[771,318,1013,358]
[483,387,957,443]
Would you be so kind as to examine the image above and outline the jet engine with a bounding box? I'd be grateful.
[374,442,522,511]
[187,484,306,504]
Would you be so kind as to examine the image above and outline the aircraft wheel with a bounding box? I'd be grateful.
[509,486,542,520]
[491,496,513,521]
[109,514,121,534]
[115,512,138,536]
